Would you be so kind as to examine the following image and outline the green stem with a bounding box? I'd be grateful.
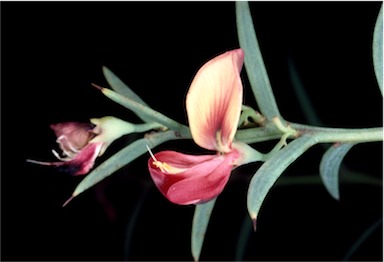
[292,124,383,143]
[235,125,282,143]
[236,123,382,145]
[134,122,166,133]
[239,105,265,127]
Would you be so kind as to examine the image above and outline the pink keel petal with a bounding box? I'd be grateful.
[166,161,232,205]
[186,48,244,153]
[29,142,103,176]
[148,150,239,205]
[148,151,218,186]
[65,142,103,175]
[51,122,96,152]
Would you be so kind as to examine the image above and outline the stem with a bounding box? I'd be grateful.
[239,105,265,127]
[292,124,383,143]
[235,125,282,143]
[236,123,382,145]
[134,122,166,133]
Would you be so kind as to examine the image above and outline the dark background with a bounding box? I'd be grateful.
[1,1,383,261]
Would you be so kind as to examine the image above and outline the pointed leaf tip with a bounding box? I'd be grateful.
[91,83,104,91]
[247,136,316,229]
[252,218,257,232]
[62,195,75,207]
[249,211,257,231]
[319,143,355,200]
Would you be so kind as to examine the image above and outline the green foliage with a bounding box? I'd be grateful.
[247,135,317,227]
[65,131,181,204]
[373,5,383,94]
[191,198,217,262]
[236,1,281,120]
[33,2,382,260]
[103,66,149,106]
[319,143,355,200]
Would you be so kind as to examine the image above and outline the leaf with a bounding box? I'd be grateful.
[64,130,178,205]
[372,5,383,95]
[102,66,156,124]
[247,135,317,229]
[236,1,281,120]
[319,143,355,200]
[102,66,149,106]
[99,87,190,136]
[191,198,216,262]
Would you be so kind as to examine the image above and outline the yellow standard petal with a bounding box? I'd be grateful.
[186,48,244,153]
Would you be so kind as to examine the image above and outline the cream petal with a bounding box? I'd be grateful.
[186,49,244,153]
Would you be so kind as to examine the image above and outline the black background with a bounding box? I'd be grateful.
[1,1,383,261]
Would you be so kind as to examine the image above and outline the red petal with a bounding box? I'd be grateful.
[29,142,103,176]
[148,150,239,205]
[65,142,103,175]
[186,49,244,153]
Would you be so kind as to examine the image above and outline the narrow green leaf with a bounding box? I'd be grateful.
[64,130,179,204]
[102,66,160,123]
[247,135,317,229]
[191,198,216,262]
[373,5,383,95]
[319,143,355,200]
[236,1,281,120]
[100,87,190,136]
[102,66,149,106]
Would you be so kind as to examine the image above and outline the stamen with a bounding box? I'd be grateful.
[52,149,72,161]
[146,144,158,162]
[56,135,80,157]
[146,145,184,174]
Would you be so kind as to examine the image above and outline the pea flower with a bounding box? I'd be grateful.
[147,49,262,205]
[28,116,160,175]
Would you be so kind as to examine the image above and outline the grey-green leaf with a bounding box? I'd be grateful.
[65,130,178,204]
[373,5,383,95]
[236,1,281,120]
[247,135,317,228]
[319,143,355,200]
[101,88,190,136]
[103,66,149,106]
[191,198,216,262]
[103,66,154,122]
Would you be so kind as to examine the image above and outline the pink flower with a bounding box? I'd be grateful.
[27,121,102,175]
[148,49,255,205]
[28,116,138,176]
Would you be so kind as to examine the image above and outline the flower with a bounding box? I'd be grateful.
[148,49,261,205]
[28,116,138,176]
